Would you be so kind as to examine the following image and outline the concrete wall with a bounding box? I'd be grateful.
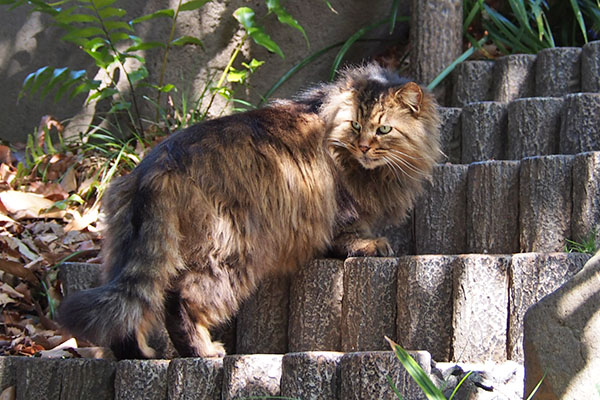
[0,1,409,143]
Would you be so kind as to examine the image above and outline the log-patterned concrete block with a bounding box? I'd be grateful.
[461,101,508,163]
[340,351,431,400]
[559,93,600,154]
[376,216,414,256]
[452,255,510,362]
[451,61,494,107]
[572,152,600,244]
[58,262,101,295]
[507,97,563,159]
[509,252,589,362]
[236,275,290,354]
[411,0,462,102]
[289,259,344,352]
[0,357,17,392]
[467,160,520,254]
[341,258,398,352]
[280,351,343,400]
[582,40,600,92]
[520,155,574,252]
[222,354,282,400]
[115,360,169,400]
[492,54,536,102]
[415,164,468,255]
[535,47,582,97]
[167,358,223,400]
[16,358,115,400]
[438,107,462,164]
[397,255,455,361]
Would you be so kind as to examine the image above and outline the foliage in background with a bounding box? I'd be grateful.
[1,0,307,205]
[565,229,599,254]
[464,0,600,55]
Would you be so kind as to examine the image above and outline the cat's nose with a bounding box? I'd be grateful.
[359,145,370,154]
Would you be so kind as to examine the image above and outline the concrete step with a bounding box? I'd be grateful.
[0,350,526,400]
[412,153,600,255]
[449,42,600,108]
[58,252,590,364]
[438,93,600,164]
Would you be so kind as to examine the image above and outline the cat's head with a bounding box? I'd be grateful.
[322,64,441,179]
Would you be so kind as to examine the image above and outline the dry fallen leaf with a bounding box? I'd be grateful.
[0,386,15,400]
[0,191,65,220]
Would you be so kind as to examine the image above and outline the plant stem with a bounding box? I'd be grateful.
[155,0,183,121]
[90,2,144,136]
[201,33,248,120]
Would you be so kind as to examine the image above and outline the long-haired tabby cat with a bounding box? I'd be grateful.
[58,63,441,359]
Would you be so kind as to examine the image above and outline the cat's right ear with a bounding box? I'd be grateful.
[395,82,423,116]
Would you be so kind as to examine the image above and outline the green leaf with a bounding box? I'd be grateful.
[126,41,165,52]
[104,20,133,32]
[61,26,105,43]
[179,0,211,12]
[97,6,127,19]
[234,7,284,58]
[129,65,149,85]
[265,0,308,47]
[41,67,69,97]
[55,12,98,24]
[386,337,445,400]
[570,0,589,44]
[170,35,204,47]
[130,8,174,24]
[86,87,119,103]
[242,58,265,73]
[226,67,247,83]
[90,0,116,10]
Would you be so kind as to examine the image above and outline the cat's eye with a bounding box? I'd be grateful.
[351,121,362,131]
[377,125,392,135]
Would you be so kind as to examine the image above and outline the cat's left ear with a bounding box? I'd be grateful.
[395,82,423,116]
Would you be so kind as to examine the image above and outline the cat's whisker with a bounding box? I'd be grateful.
[383,156,422,182]
[386,153,429,177]
[381,157,403,183]
[387,148,430,161]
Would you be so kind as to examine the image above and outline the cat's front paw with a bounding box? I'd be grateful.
[348,237,394,257]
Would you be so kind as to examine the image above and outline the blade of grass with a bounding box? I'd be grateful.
[259,41,343,105]
[329,18,400,81]
[389,0,400,34]
[385,337,445,400]
[525,372,546,400]
[570,0,589,43]
[448,371,473,400]
[427,35,488,91]
[385,375,404,399]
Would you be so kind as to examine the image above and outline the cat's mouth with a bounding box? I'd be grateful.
[355,152,385,169]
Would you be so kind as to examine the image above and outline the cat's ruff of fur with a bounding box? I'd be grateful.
[58,63,441,359]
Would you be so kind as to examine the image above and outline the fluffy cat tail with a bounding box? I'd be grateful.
[58,170,184,359]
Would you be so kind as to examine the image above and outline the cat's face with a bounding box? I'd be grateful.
[327,81,436,178]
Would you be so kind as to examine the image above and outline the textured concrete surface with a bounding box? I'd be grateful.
[572,151,600,244]
[236,275,290,354]
[167,357,223,400]
[58,262,101,296]
[341,258,398,352]
[492,54,536,102]
[438,106,462,164]
[222,354,283,400]
[467,160,520,254]
[289,259,344,352]
[452,255,510,362]
[559,93,600,154]
[115,359,169,400]
[281,351,343,400]
[340,351,431,400]
[450,61,494,107]
[397,255,455,361]
[582,40,600,92]
[519,155,574,252]
[524,251,600,400]
[535,47,582,97]
[415,164,468,254]
[507,97,563,160]
[461,101,508,163]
